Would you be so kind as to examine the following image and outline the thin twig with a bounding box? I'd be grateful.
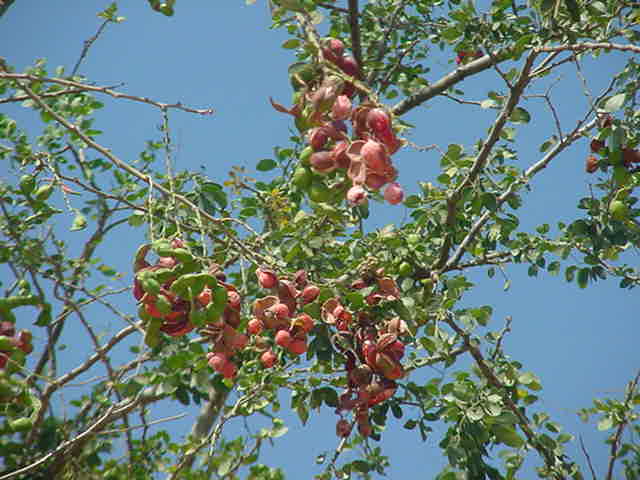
[72,19,111,76]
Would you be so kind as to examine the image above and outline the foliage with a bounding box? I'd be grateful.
[0,0,638,479]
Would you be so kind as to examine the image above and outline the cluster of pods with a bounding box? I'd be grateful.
[323,269,408,438]
[272,37,405,206]
[248,268,320,368]
[132,240,245,378]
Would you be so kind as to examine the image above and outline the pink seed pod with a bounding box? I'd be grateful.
[275,329,292,348]
[361,139,389,173]
[257,268,278,289]
[260,349,277,368]
[384,182,404,205]
[310,151,337,174]
[331,95,352,121]
[347,185,368,205]
[366,108,392,136]
[300,285,320,304]
[336,418,352,438]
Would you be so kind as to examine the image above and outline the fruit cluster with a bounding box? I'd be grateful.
[0,322,32,375]
[132,239,246,378]
[327,269,407,438]
[247,268,319,368]
[273,37,405,206]
[455,50,483,65]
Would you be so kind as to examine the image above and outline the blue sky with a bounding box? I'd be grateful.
[1,1,638,478]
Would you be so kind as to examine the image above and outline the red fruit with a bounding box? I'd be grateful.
[0,322,15,337]
[310,151,336,174]
[261,349,277,368]
[384,182,404,205]
[362,340,377,368]
[257,269,278,289]
[133,279,145,301]
[623,148,640,164]
[336,418,352,438]
[221,361,238,379]
[309,127,330,151]
[347,185,368,205]
[197,287,212,307]
[365,173,387,190]
[208,352,228,373]
[275,330,292,348]
[332,95,352,121]
[227,290,241,310]
[322,37,344,64]
[338,56,359,78]
[358,421,372,437]
[332,141,350,169]
[366,108,392,136]
[144,302,164,319]
[232,333,248,351]
[247,318,264,335]
[268,303,291,320]
[590,139,605,153]
[171,238,185,248]
[585,155,598,174]
[388,340,405,361]
[295,313,315,333]
[299,285,320,304]
[361,139,388,173]
[288,339,307,355]
[156,256,177,269]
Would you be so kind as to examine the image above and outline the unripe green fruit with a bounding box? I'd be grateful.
[0,336,15,352]
[406,233,420,245]
[613,166,631,186]
[609,200,629,220]
[19,175,36,195]
[292,167,313,190]
[308,182,332,203]
[9,417,33,433]
[299,146,313,166]
[144,318,163,348]
[398,262,412,276]
[34,184,54,201]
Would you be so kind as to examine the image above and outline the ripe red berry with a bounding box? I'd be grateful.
[257,269,278,289]
[336,418,352,438]
[221,361,238,379]
[300,285,320,305]
[247,318,264,335]
[260,349,277,368]
[208,353,228,373]
[288,339,307,355]
[296,313,315,333]
[275,330,292,348]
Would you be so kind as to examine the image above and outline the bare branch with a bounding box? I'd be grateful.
[0,73,214,115]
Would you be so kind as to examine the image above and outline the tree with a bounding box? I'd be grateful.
[0,0,638,478]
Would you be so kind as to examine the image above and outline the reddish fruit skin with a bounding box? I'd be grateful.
[586,155,598,173]
[310,151,336,174]
[227,290,241,310]
[247,318,264,335]
[221,361,238,379]
[384,182,404,205]
[366,108,392,136]
[0,322,15,337]
[269,303,291,320]
[208,353,228,373]
[347,185,368,205]
[332,95,352,121]
[590,139,605,153]
[197,288,212,307]
[257,269,278,289]
[300,285,320,304]
[232,333,248,350]
[275,330,292,348]
[336,419,352,437]
[261,349,277,368]
[322,38,345,64]
[288,339,307,355]
[296,313,315,333]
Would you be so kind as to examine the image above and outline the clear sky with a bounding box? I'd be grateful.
[1,1,638,478]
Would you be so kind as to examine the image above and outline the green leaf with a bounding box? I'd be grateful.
[577,268,589,289]
[270,418,289,438]
[256,158,278,171]
[70,212,87,231]
[510,107,531,124]
[282,39,300,49]
[597,416,613,431]
[602,94,625,113]
[564,0,580,21]
[170,273,217,299]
